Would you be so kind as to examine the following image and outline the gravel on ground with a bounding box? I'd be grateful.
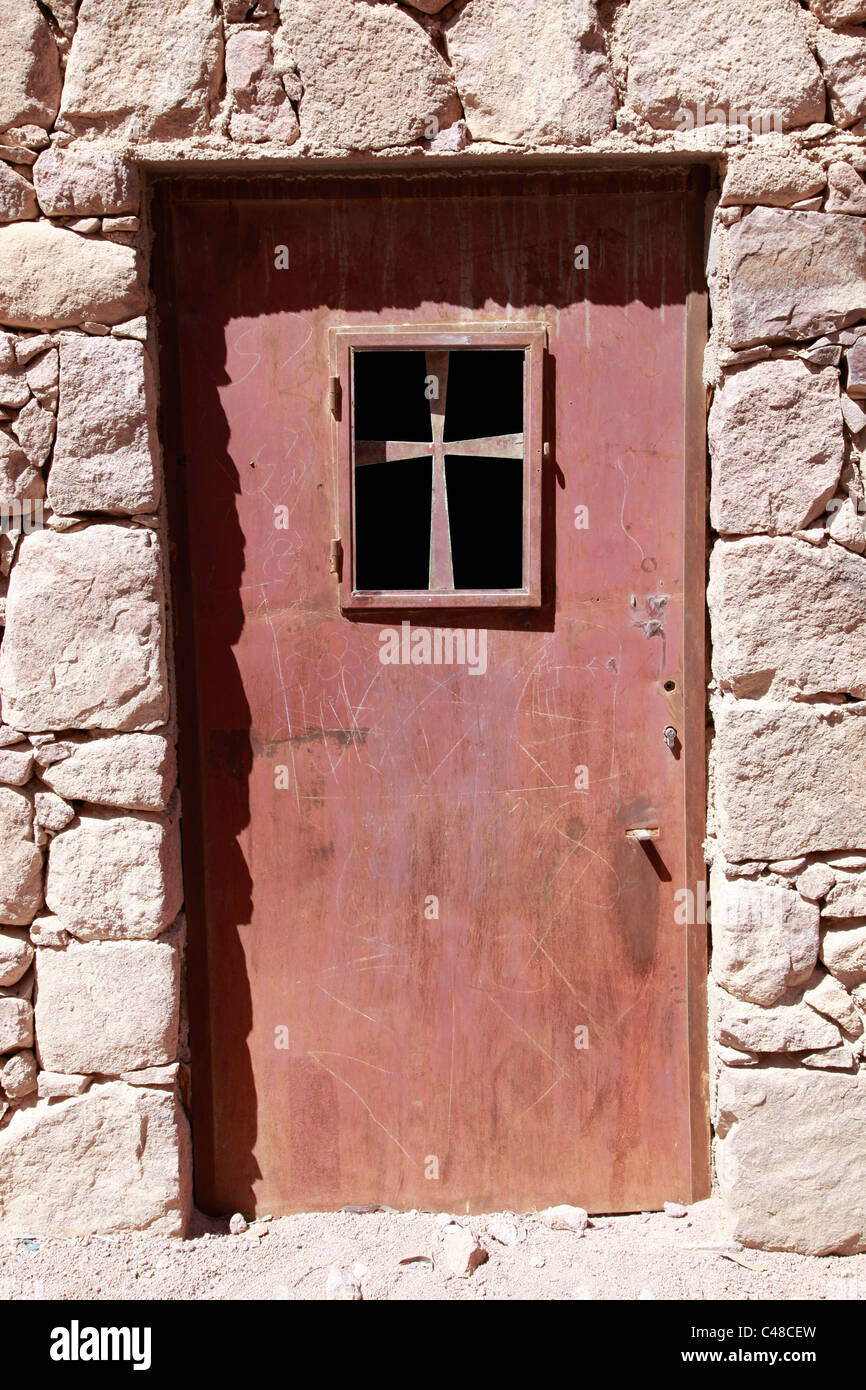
[1,1199,863,1301]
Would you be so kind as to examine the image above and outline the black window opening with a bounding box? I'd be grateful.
[352,348,525,593]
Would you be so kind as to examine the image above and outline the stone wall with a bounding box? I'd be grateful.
[0,0,865,1251]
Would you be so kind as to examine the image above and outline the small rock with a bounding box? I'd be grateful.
[112,317,147,342]
[0,928,34,987]
[541,1204,588,1233]
[801,1042,857,1070]
[440,1222,489,1276]
[0,371,31,409]
[325,1265,362,1300]
[33,791,74,836]
[0,996,33,1050]
[826,162,866,215]
[229,1212,248,1234]
[120,1063,179,1088]
[803,971,863,1037]
[0,163,38,224]
[829,497,866,553]
[0,1047,37,1098]
[486,1216,525,1246]
[829,854,866,871]
[842,393,866,434]
[718,1043,761,1066]
[847,338,866,397]
[768,857,808,876]
[0,745,33,789]
[722,861,766,879]
[15,335,53,366]
[797,862,837,903]
[28,914,68,948]
[664,1201,688,1218]
[12,397,55,469]
[103,216,139,233]
[799,343,842,367]
[0,146,36,167]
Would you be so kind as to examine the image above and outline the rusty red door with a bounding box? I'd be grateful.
[156,169,708,1216]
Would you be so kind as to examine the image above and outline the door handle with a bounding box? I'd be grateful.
[626,827,659,842]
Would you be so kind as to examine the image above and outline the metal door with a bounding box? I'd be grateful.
[155,169,709,1215]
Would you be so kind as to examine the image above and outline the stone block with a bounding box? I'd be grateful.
[708,360,844,533]
[846,336,866,394]
[823,876,866,917]
[0,788,42,926]
[49,335,158,516]
[0,0,61,134]
[0,430,43,502]
[808,0,866,22]
[728,209,866,346]
[32,145,139,217]
[445,0,615,146]
[712,980,841,1052]
[627,0,824,131]
[0,1081,191,1236]
[226,29,299,144]
[13,397,55,470]
[815,24,866,127]
[0,221,144,330]
[36,732,176,811]
[58,0,223,140]
[45,810,182,941]
[797,862,837,901]
[35,932,180,1074]
[0,162,38,223]
[0,526,168,732]
[820,922,866,979]
[721,152,825,208]
[708,537,866,697]
[826,161,866,214]
[710,865,819,1004]
[716,1067,866,1253]
[0,996,33,1051]
[0,1048,36,1097]
[281,0,461,151]
[0,928,34,987]
[712,701,866,861]
[803,970,864,1035]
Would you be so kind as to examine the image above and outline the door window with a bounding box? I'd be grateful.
[333,327,545,608]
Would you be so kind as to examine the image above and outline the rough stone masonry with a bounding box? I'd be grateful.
[1,0,866,1254]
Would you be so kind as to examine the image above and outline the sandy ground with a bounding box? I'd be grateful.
[0,1199,864,1301]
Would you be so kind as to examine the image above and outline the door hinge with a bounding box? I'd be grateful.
[329,537,343,579]
[328,376,341,419]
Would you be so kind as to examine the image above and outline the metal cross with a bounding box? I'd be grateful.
[354,351,523,591]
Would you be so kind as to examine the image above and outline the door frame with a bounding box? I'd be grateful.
[150,163,712,1209]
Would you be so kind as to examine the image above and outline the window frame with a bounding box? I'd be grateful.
[331,323,546,610]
